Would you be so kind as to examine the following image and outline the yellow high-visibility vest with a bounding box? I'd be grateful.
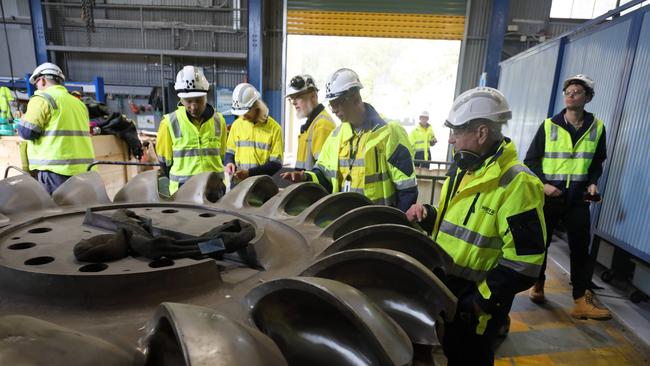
[26,85,95,176]
[541,118,603,187]
[164,106,227,194]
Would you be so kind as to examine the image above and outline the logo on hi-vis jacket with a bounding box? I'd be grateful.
[481,206,495,215]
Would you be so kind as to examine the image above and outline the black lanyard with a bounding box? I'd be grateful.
[346,130,364,181]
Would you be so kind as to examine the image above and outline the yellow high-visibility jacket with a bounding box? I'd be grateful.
[295,105,336,170]
[305,103,417,211]
[409,124,436,160]
[433,138,546,334]
[225,116,283,170]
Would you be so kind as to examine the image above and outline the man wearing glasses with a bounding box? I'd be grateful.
[281,68,417,212]
[406,87,546,365]
[285,74,335,170]
[16,62,95,194]
[524,74,610,320]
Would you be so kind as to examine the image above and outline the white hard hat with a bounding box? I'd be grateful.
[174,66,210,98]
[286,74,318,97]
[419,111,430,117]
[563,74,595,91]
[231,83,261,116]
[445,87,512,128]
[29,62,65,84]
[324,68,363,101]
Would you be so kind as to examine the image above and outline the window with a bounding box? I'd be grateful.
[550,0,648,19]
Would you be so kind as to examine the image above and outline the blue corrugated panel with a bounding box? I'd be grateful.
[598,11,650,261]
[498,41,560,160]
[553,18,632,155]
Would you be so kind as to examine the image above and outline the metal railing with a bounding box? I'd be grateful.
[3,165,30,179]
[87,160,160,171]
[413,160,453,206]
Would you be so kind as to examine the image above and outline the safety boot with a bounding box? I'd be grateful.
[528,281,545,304]
[571,290,612,320]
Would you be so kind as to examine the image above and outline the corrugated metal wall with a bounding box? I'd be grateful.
[552,18,633,152]
[598,9,650,260]
[263,0,284,122]
[456,0,490,94]
[498,5,650,262]
[457,0,579,95]
[0,0,36,78]
[499,41,560,159]
[40,0,248,89]
[287,0,466,15]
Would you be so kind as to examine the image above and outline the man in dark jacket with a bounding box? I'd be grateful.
[524,74,610,320]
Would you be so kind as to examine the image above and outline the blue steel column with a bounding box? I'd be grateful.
[29,0,48,65]
[547,37,567,117]
[25,73,35,96]
[484,0,509,88]
[248,0,263,94]
[94,76,106,103]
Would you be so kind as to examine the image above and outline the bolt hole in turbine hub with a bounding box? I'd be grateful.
[0,203,265,308]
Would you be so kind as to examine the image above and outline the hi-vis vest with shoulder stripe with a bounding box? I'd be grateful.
[27,85,95,176]
[409,124,435,160]
[165,106,226,194]
[306,120,417,206]
[434,139,546,286]
[542,118,604,187]
[295,108,336,170]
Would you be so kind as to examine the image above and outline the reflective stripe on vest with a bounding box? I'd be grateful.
[542,118,603,187]
[236,140,271,151]
[166,108,225,194]
[228,116,283,169]
[27,85,95,176]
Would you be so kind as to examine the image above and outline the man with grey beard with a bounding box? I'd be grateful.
[286,74,335,170]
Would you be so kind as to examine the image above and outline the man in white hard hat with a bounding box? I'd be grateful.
[224,83,283,184]
[286,74,336,170]
[409,110,437,168]
[15,62,95,194]
[155,65,227,195]
[281,68,418,212]
[406,87,546,365]
[524,74,610,319]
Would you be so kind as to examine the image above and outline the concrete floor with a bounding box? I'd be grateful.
[432,235,650,365]
[494,237,650,365]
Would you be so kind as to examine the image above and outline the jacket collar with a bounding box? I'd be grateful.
[453,138,518,190]
[551,108,595,131]
[358,103,387,132]
[300,103,325,133]
[179,103,215,124]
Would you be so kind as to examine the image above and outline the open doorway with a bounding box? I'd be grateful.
[284,35,460,165]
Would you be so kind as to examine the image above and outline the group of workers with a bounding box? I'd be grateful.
[15,61,610,366]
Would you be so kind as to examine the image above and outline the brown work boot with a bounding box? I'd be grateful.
[571,290,612,320]
[528,281,545,304]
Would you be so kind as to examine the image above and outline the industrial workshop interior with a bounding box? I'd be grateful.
[1,0,650,365]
